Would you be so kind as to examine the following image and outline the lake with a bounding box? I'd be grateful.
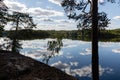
[20,39,120,80]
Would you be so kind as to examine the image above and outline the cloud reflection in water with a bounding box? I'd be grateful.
[20,39,115,79]
[80,48,91,56]
[112,49,120,54]
[51,61,113,77]
[22,50,63,60]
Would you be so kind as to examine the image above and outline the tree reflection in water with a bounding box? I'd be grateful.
[42,38,63,64]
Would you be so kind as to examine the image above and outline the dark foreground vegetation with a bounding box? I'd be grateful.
[0,50,76,80]
[5,29,120,41]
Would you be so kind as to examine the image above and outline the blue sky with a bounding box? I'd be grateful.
[3,0,120,30]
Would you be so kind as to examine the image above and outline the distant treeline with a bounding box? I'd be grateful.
[6,29,80,40]
[5,29,120,41]
[6,29,50,40]
[99,29,120,42]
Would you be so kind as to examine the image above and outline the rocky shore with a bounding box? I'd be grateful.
[0,50,77,80]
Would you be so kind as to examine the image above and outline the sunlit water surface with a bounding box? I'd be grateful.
[20,39,120,80]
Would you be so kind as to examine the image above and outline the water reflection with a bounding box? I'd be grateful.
[80,48,91,55]
[0,37,12,51]
[51,61,113,78]
[112,49,120,54]
[21,39,120,80]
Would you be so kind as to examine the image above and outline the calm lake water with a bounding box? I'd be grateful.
[21,39,120,80]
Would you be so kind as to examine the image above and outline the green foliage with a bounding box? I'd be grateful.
[0,26,4,36]
[47,38,63,53]
[11,39,22,53]
[99,29,120,42]
[6,29,120,42]
[11,12,36,30]
[61,0,110,30]
[7,12,36,53]
[7,29,50,40]
[42,38,63,64]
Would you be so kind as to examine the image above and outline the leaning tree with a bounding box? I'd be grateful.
[42,38,63,64]
[9,12,36,53]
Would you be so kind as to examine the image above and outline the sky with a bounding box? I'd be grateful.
[3,0,120,30]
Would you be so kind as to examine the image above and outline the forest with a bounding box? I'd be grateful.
[4,29,120,41]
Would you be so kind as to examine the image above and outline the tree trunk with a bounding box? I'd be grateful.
[12,16,19,53]
[91,0,99,80]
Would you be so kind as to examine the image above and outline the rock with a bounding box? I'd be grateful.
[34,77,43,80]
[0,51,77,80]
[15,64,29,71]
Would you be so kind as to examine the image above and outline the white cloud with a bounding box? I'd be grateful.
[21,39,48,49]
[23,50,51,59]
[49,0,63,6]
[4,0,67,30]
[51,62,113,77]
[36,23,77,30]
[107,20,120,29]
[0,37,12,50]
[21,39,64,59]
[99,0,105,3]
[70,65,92,77]
[4,0,64,17]
[63,42,79,48]
[63,44,78,48]
[113,16,120,20]
[70,62,78,66]
[68,65,113,77]
[42,18,54,22]
[66,55,74,59]
[99,42,113,47]
[56,19,74,23]
[112,49,120,54]
[35,18,74,24]
[22,49,63,60]
[4,0,27,12]
[80,48,91,55]
[27,7,64,17]
[51,61,70,69]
